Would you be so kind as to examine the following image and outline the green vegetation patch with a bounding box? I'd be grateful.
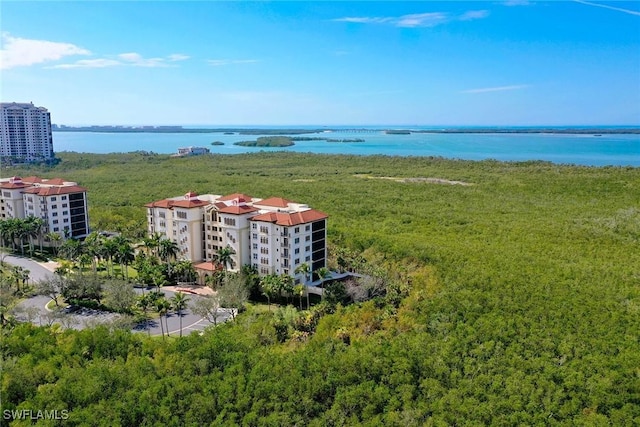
[233,136,295,147]
[3,152,640,425]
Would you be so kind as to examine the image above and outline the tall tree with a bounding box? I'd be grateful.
[296,263,312,308]
[158,238,179,265]
[171,292,190,337]
[315,267,332,300]
[154,297,172,339]
[192,295,222,326]
[260,273,280,311]
[217,246,236,271]
[218,273,249,320]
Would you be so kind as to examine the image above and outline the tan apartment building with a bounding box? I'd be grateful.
[145,192,327,283]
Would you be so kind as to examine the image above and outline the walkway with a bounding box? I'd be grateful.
[4,252,229,336]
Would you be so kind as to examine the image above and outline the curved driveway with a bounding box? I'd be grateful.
[4,253,228,336]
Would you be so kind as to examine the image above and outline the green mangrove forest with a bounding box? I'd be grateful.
[1,151,639,425]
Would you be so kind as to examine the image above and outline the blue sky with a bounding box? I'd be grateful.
[1,1,639,126]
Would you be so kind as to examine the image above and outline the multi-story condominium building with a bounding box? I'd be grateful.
[145,192,328,283]
[0,176,89,239]
[0,102,54,163]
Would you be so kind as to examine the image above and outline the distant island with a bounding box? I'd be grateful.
[51,124,640,135]
[234,136,295,147]
[211,141,224,146]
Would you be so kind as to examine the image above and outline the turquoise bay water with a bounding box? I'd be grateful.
[52,130,640,167]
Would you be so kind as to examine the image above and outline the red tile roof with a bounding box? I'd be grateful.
[0,182,30,189]
[218,205,259,215]
[256,197,294,208]
[194,261,223,272]
[22,185,87,196]
[171,199,210,208]
[250,209,327,226]
[21,176,45,184]
[145,199,173,208]
[145,198,209,209]
[218,193,253,202]
[44,178,66,185]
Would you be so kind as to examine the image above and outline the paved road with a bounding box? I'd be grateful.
[5,253,230,336]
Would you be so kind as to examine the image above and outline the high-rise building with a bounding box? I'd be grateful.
[145,192,328,284]
[0,176,89,240]
[0,102,54,163]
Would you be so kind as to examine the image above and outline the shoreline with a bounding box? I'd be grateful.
[52,127,640,135]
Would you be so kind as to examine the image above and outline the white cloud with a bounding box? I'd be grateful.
[334,10,489,28]
[168,54,190,62]
[395,13,448,28]
[0,33,90,69]
[573,0,640,16]
[50,59,122,69]
[51,52,190,69]
[461,84,529,94]
[207,59,260,66]
[459,10,490,21]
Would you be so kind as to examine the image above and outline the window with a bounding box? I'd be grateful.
[52,212,57,217]
[260,237,269,244]
[305,256,311,262]
[62,203,68,208]
[62,196,67,200]
[52,220,58,224]
[224,218,236,226]
[294,237,300,244]
[63,218,68,223]
[53,227,59,232]
[261,247,269,254]
[252,223,257,229]
[51,204,57,209]
[177,211,187,219]
[305,225,310,231]
[295,258,300,265]
[305,246,310,252]
[252,243,258,250]
[252,233,257,239]
[294,227,300,233]
[295,248,300,254]
[253,253,258,260]
[260,226,269,233]
[305,236,311,241]
[51,197,57,201]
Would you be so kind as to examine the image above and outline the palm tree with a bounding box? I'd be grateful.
[315,267,332,299]
[155,297,169,340]
[59,238,82,263]
[143,232,163,259]
[46,232,62,256]
[83,232,104,276]
[5,218,21,252]
[294,284,305,310]
[150,266,168,293]
[114,238,135,280]
[158,238,179,265]
[0,220,8,249]
[278,274,295,304]
[136,294,152,336]
[102,237,119,277]
[217,246,236,271]
[260,274,279,311]
[171,292,190,337]
[295,262,311,308]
